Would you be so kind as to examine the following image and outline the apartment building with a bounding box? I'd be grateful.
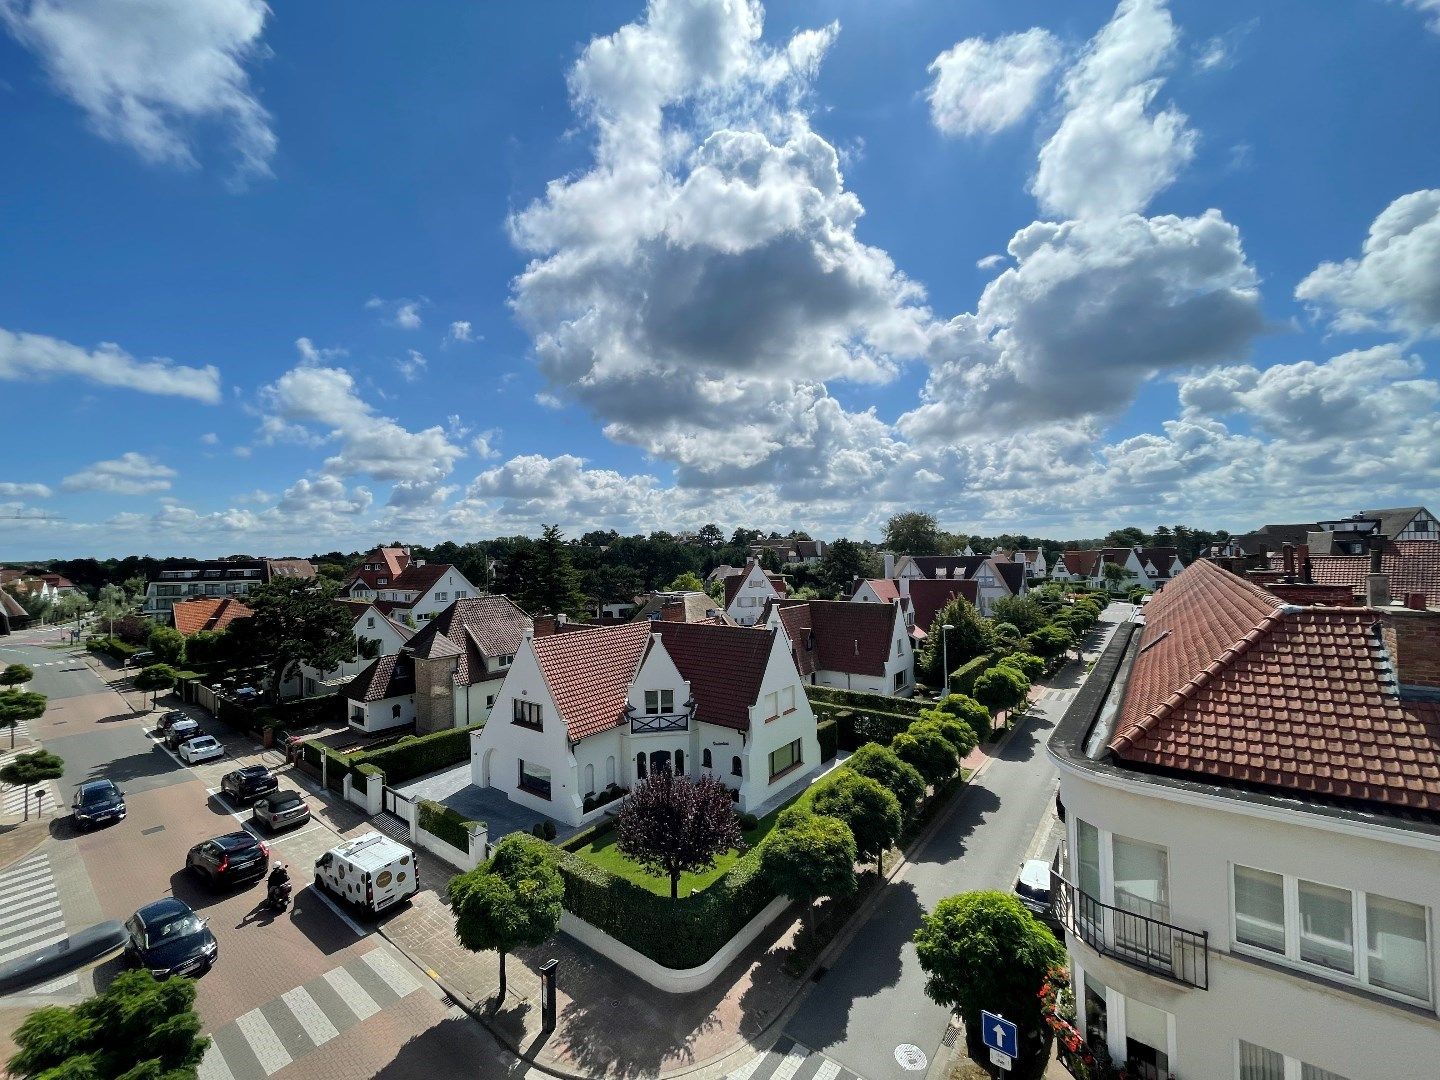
[1048,557,1440,1080]
[142,558,315,620]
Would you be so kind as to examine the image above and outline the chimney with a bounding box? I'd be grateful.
[1299,544,1313,585]
[1281,543,1295,580]
[1406,592,1428,611]
[1378,607,1440,697]
[1367,534,1390,608]
[882,553,895,578]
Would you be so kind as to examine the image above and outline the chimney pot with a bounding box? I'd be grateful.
[1370,533,1387,573]
[1282,543,1295,579]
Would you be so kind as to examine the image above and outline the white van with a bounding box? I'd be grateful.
[313,833,419,913]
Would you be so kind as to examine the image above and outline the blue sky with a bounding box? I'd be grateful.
[2,0,1438,558]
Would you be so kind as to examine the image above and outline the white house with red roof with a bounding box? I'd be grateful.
[1049,558,1440,1078]
[724,559,788,626]
[767,598,915,696]
[343,552,479,628]
[469,620,820,826]
[885,554,1026,615]
[293,599,414,700]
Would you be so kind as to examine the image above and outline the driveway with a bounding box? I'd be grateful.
[394,765,581,844]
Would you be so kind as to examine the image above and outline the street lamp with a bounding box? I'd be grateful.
[941,623,955,700]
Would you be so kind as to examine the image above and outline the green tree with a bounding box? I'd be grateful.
[845,742,926,816]
[0,690,46,749]
[664,571,705,592]
[989,595,1048,636]
[227,576,356,704]
[1000,652,1044,681]
[762,815,858,930]
[916,596,991,685]
[1,664,34,688]
[881,512,944,554]
[134,664,178,709]
[812,770,903,872]
[616,772,741,899]
[94,583,138,638]
[696,523,726,548]
[0,749,64,821]
[914,713,978,761]
[989,621,1022,651]
[522,525,586,616]
[1103,527,1146,548]
[8,968,209,1079]
[913,891,1064,1065]
[122,575,148,600]
[447,834,564,1004]
[930,693,992,743]
[973,664,1030,726]
[817,538,877,598]
[184,629,229,667]
[892,729,959,790]
[1101,560,1132,591]
[1026,624,1074,665]
[147,625,186,666]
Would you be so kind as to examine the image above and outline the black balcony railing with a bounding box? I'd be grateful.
[1051,871,1210,990]
[630,712,689,734]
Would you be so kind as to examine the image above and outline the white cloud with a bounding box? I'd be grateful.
[0,0,275,183]
[200,432,219,445]
[902,209,1264,438]
[61,451,176,495]
[275,476,372,519]
[395,349,427,382]
[1396,0,1440,33]
[295,336,346,365]
[471,430,500,459]
[1294,189,1440,338]
[0,482,52,498]
[366,297,424,330]
[1032,0,1195,218]
[976,253,1006,270]
[926,29,1061,138]
[447,320,473,343]
[0,327,221,401]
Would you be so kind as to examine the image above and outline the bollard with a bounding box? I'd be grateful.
[540,958,558,1031]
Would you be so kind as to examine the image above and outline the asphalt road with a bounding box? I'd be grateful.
[0,637,108,702]
[783,606,1130,1080]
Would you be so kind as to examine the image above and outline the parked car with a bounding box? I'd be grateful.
[313,833,418,913]
[178,735,224,765]
[127,650,154,668]
[1015,858,1058,926]
[251,789,311,832]
[164,719,200,750]
[124,899,217,979]
[186,832,269,889]
[155,710,188,736]
[221,765,277,804]
[71,779,126,830]
[234,686,259,701]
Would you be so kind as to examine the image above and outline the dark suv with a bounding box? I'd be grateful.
[220,765,278,804]
[125,898,217,979]
[185,832,269,890]
[71,780,126,830]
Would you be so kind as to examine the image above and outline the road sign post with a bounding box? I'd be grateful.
[980,1010,1018,1076]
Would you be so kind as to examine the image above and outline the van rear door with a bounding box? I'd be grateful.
[368,851,417,910]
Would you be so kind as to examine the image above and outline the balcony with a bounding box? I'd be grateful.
[1051,870,1210,990]
[626,699,693,735]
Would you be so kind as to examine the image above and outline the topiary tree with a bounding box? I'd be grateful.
[974,664,1030,729]
[0,690,46,749]
[845,742,926,816]
[448,834,564,1003]
[616,771,741,899]
[1026,624,1075,665]
[915,713,977,761]
[811,769,903,873]
[932,693,992,743]
[762,814,857,929]
[133,663,178,709]
[892,728,958,790]
[1000,652,1045,682]
[0,749,64,820]
[990,595,1048,636]
[989,621,1022,651]
[914,891,1065,1067]
[8,968,209,1079]
[0,664,33,688]
[917,596,991,685]
[146,624,186,666]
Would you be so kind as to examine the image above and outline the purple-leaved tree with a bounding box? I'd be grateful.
[615,771,741,899]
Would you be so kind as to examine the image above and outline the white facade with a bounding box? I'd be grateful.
[726,562,783,626]
[771,601,915,697]
[449,652,515,729]
[295,604,412,699]
[1392,507,1439,541]
[349,566,480,627]
[1055,757,1440,1080]
[348,692,416,733]
[1137,553,1184,589]
[470,630,820,826]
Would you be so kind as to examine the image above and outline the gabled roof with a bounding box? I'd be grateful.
[265,558,317,580]
[405,595,532,684]
[533,622,651,741]
[907,578,979,637]
[723,561,786,608]
[389,562,453,594]
[905,555,986,580]
[172,597,253,636]
[1098,547,1136,567]
[0,589,26,619]
[342,653,415,703]
[1266,541,1440,608]
[991,560,1026,595]
[1359,506,1429,538]
[1058,550,1101,577]
[653,621,777,731]
[335,599,414,640]
[341,546,411,591]
[778,600,900,678]
[1108,559,1440,813]
[855,578,902,603]
[1137,546,1181,569]
[630,591,731,624]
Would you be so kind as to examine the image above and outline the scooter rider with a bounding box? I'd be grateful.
[267,863,292,909]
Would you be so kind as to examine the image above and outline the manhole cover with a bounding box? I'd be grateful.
[894,1044,928,1071]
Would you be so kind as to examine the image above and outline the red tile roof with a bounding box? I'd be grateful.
[533,622,651,742]
[389,562,453,594]
[1109,559,1440,813]
[342,653,415,703]
[653,621,777,731]
[907,578,980,637]
[858,578,902,603]
[1265,541,1440,608]
[774,602,817,677]
[172,597,253,636]
[342,546,411,591]
[1058,550,1101,578]
[778,600,899,677]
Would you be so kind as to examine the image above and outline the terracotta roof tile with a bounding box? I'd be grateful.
[172,597,253,636]
[342,653,415,703]
[906,578,979,637]
[653,622,776,731]
[405,595,532,684]
[1267,541,1440,608]
[777,600,898,677]
[533,622,651,742]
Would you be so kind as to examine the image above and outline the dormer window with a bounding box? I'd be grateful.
[498,654,513,668]
[644,689,674,715]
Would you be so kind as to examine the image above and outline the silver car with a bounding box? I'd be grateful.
[251,789,311,832]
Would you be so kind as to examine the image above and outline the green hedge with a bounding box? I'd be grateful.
[817,719,838,762]
[344,722,484,784]
[810,700,921,752]
[560,816,616,854]
[418,799,480,853]
[557,845,777,969]
[87,637,139,661]
[948,652,997,697]
[804,685,928,719]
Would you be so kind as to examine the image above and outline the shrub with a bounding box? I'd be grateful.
[949,653,996,697]
[355,763,384,780]
[420,799,479,852]
[582,784,628,814]
[816,718,838,761]
[803,685,928,719]
[893,729,959,789]
[846,742,925,815]
[543,820,557,841]
[346,722,483,783]
[532,823,547,840]
[810,770,902,871]
[915,713,977,760]
[974,664,1031,722]
[1000,651,1045,681]
[930,694,992,743]
[561,816,616,852]
[737,812,760,831]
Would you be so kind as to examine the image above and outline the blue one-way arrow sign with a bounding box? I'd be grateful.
[980,1010,1018,1058]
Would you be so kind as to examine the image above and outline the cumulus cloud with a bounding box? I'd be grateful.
[0,482,52,498]
[1032,0,1195,218]
[395,349,427,382]
[447,320,473,343]
[61,451,176,495]
[509,0,931,484]
[0,327,221,401]
[1294,189,1440,338]
[200,432,219,445]
[1396,0,1440,33]
[903,210,1264,438]
[0,0,275,183]
[366,296,424,330]
[926,29,1061,138]
[275,476,373,519]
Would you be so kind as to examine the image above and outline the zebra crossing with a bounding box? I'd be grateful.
[724,1037,865,1080]
[198,947,422,1080]
[0,852,76,994]
[0,747,57,818]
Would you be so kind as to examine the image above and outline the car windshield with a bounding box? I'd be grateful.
[81,784,117,804]
[272,796,301,810]
[145,912,202,947]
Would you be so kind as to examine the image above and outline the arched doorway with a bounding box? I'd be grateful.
[650,749,671,776]
[480,747,495,787]
[635,752,647,781]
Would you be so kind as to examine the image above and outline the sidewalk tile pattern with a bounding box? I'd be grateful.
[725,1037,863,1080]
[0,749,56,818]
[0,852,76,992]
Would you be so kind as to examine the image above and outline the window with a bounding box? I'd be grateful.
[764,692,779,720]
[894,670,907,690]
[768,739,802,781]
[731,755,742,778]
[498,654,513,668]
[486,695,496,709]
[518,760,551,799]
[366,616,375,628]
[780,686,795,713]
[644,689,674,715]
[455,590,468,598]
[584,763,595,795]
[512,699,543,730]
[1239,1042,1351,1080]
[391,703,402,719]
[606,756,616,785]
[378,577,389,585]
[1232,866,1431,1003]
[702,749,713,769]
[1076,819,1101,898]
[635,752,647,780]
[435,591,447,602]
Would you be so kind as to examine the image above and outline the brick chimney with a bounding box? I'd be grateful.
[1298,543,1313,585]
[1367,534,1390,608]
[1282,542,1296,580]
[1378,607,1440,698]
[661,600,686,622]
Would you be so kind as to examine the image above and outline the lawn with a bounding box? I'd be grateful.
[572,795,797,897]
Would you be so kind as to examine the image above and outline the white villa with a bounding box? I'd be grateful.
[724,559,788,626]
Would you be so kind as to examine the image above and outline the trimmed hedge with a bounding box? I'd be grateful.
[810,700,920,752]
[344,722,484,784]
[86,636,139,661]
[557,845,777,969]
[817,718,838,762]
[805,685,928,719]
[948,652,997,697]
[560,816,616,854]
[418,799,479,853]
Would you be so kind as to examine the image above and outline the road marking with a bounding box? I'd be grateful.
[0,864,56,890]
[360,947,418,997]
[0,933,67,965]
[0,853,71,994]
[0,880,59,906]
[233,1008,292,1076]
[0,908,65,938]
[280,985,340,1047]
[309,885,366,937]
[323,965,380,1021]
[197,1046,236,1080]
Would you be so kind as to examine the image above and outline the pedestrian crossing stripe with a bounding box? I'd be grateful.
[724,1038,866,1080]
[199,948,421,1080]
[0,853,72,996]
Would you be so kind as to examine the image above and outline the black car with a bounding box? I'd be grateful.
[155,710,189,736]
[185,832,270,889]
[124,899,216,979]
[220,765,278,804]
[71,779,126,830]
[164,719,201,750]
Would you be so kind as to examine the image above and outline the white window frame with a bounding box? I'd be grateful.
[1229,864,1433,1006]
